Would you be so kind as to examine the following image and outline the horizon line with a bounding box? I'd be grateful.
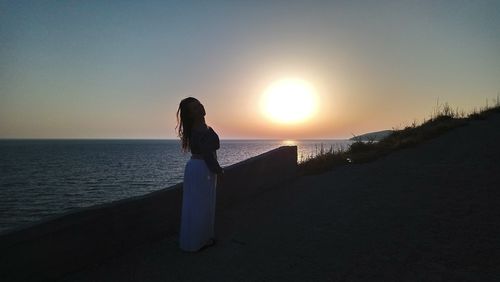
[0,137,352,141]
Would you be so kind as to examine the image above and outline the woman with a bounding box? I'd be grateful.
[176,97,224,252]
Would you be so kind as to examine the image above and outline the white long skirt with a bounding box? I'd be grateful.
[179,159,217,252]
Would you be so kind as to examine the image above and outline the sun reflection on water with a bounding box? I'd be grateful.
[282,140,298,146]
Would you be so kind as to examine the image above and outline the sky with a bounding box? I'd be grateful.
[1,0,499,139]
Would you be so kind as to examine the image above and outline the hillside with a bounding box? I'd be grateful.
[350,129,393,141]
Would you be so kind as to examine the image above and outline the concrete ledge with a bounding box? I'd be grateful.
[0,145,297,281]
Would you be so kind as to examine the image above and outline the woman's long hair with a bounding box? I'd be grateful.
[176,97,199,152]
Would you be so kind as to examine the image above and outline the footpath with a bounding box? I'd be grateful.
[61,114,500,281]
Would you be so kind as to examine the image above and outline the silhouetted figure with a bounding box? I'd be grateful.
[176,97,224,252]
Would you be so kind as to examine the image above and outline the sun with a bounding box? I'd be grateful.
[261,78,317,124]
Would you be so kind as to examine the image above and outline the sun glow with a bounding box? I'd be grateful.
[261,78,318,124]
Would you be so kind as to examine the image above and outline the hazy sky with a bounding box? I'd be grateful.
[1,0,499,139]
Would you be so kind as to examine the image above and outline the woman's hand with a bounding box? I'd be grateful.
[216,170,224,187]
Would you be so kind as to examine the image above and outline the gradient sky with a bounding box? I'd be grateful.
[1,0,499,139]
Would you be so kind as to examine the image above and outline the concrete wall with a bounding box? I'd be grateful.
[0,146,297,281]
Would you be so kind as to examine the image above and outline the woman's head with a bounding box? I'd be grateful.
[176,97,205,151]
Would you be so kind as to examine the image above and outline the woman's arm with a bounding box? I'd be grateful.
[202,151,223,174]
[196,127,223,174]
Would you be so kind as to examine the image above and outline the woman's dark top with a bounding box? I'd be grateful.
[190,126,223,174]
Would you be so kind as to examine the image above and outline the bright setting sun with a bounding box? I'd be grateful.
[261,78,318,124]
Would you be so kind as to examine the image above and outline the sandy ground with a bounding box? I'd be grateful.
[60,114,500,281]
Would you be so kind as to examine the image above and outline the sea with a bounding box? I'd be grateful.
[0,139,352,234]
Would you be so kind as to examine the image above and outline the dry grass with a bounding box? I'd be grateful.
[298,98,500,176]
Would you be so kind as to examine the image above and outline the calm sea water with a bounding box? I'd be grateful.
[0,139,352,233]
